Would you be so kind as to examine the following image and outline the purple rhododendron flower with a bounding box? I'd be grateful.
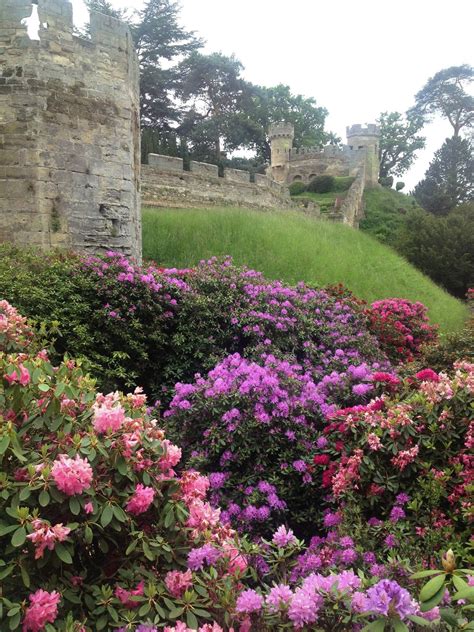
[366,579,417,619]
[236,589,264,614]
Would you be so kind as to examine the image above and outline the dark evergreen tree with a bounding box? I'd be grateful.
[395,205,474,298]
[413,137,473,215]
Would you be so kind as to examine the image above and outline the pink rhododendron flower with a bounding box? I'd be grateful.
[125,484,155,515]
[391,446,419,470]
[159,439,182,473]
[415,368,439,382]
[179,470,210,503]
[51,454,93,496]
[165,570,193,598]
[84,501,94,514]
[367,433,382,451]
[4,363,30,386]
[92,391,126,433]
[114,581,144,608]
[23,589,60,632]
[222,541,247,574]
[27,519,71,559]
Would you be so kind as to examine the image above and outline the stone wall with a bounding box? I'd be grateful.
[0,0,141,259]
[335,167,366,227]
[142,155,295,211]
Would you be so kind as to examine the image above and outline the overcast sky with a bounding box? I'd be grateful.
[72,0,473,189]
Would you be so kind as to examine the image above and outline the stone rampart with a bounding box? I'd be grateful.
[0,0,141,259]
[339,166,366,227]
[224,168,250,183]
[190,161,219,177]
[142,154,295,211]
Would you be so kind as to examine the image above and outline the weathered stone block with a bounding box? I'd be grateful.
[224,168,249,183]
[190,161,219,177]
[148,154,183,172]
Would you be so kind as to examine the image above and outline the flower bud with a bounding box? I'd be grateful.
[441,549,456,573]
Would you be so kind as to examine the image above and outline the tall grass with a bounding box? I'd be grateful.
[142,207,468,334]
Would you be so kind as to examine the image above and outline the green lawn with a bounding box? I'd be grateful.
[361,187,422,244]
[142,206,468,334]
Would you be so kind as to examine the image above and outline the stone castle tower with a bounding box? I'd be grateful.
[346,124,380,187]
[0,0,142,259]
[268,123,295,184]
[268,122,381,187]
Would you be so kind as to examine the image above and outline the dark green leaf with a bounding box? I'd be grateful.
[420,573,446,602]
[186,610,198,629]
[55,543,73,564]
[11,526,26,547]
[38,490,50,507]
[100,505,113,528]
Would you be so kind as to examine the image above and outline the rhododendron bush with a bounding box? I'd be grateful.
[366,299,438,364]
[165,354,393,536]
[0,248,389,400]
[317,363,474,560]
[0,303,246,631]
[1,299,473,630]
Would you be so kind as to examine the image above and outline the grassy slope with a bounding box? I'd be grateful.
[361,187,422,244]
[142,206,468,334]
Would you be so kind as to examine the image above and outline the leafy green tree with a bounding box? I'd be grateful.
[247,84,332,161]
[411,65,474,137]
[377,111,426,178]
[395,204,474,298]
[176,52,253,163]
[413,136,474,215]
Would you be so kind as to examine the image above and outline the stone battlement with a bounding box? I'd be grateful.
[0,0,141,259]
[142,154,293,210]
[346,123,380,137]
[268,122,295,139]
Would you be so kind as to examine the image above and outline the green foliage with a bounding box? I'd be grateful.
[396,181,405,191]
[245,83,332,162]
[288,181,307,196]
[177,52,251,163]
[394,204,474,298]
[360,187,421,244]
[142,206,469,334]
[379,176,394,188]
[411,64,474,137]
[333,176,355,192]
[307,175,335,193]
[377,111,426,178]
[416,313,474,373]
[134,0,202,135]
[413,136,474,215]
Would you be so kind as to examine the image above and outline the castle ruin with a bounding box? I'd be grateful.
[268,122,380,187]
[0,0,141,259]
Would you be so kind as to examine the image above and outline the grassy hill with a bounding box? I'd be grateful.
[142,206,468,334]
[361,187,422,244]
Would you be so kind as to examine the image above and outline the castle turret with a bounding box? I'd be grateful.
[346,124,380,186]
[268,123,294,183]
[0,0,141,259]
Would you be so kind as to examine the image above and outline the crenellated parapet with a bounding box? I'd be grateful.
[142,154,295,211]
[0,0,141,259]
[346,123,380,138]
